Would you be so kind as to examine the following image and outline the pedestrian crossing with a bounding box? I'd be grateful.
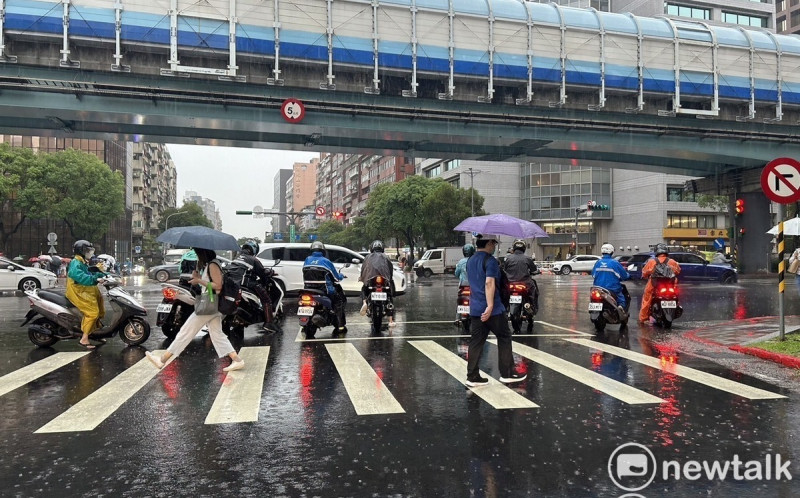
[0,337,787,433]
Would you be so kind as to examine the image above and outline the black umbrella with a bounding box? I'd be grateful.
[157,226,240,251]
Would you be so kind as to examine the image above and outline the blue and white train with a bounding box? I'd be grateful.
[5,0,800,119]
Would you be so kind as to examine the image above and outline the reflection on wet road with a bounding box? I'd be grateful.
[0,275,798,496]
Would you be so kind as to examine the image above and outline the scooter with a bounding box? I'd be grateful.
[364,275,393,333]
[156,275,196,340]
[456,285,471,331]
[588,284,630,333]
[507,270,540,334]
[649,276,682,328]
[297,266,347,339]
[22,275,150,347]
[222,275,285,339]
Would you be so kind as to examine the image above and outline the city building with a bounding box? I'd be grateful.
[271,168,293,234]
[132,143,178,257]
[0,136,133,262]
[184,191,222,230]
[776,0,800,34]
[615,0,775,30]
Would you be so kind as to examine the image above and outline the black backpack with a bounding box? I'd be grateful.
[210,259,240,316]
[479,252,510,308]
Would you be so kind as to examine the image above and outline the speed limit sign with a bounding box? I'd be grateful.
[281,98,305,124]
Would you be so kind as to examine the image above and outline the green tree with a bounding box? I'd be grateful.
[158,202,212,231]
[0,144,48,251]
[421,182,484,246]
[27,148,125,241]
[313,220,346,242]
[237,236,262,246]
[365,176,440,259]
[329,216,371,250]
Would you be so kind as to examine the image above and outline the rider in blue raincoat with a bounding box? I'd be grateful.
[591,243,630,310]
[303,241,347,330]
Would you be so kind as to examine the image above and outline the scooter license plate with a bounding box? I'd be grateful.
[298,306,315,316]
[661,300,677,309]
[371,292,387,301]
[457,305,470,314]
[588,303,603,311]
[509,295,522,304]
[156,303,173,314]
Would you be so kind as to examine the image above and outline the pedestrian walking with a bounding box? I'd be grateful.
[465,234,526,387]
[146,247,244,372]
[789,246,800,296]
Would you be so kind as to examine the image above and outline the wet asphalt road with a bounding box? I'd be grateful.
[1,274,800,497]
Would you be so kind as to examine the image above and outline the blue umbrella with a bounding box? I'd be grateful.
[453,214,548,239]
[157,226,240,251]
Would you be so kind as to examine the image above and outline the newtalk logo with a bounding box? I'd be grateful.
[608,443,792,492]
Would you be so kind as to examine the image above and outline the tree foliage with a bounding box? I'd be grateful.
[0,144,45,250]
[158,202,212,230]
[422,182,483,246]
[696,194,729,213]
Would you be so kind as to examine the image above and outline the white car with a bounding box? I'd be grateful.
[0,257,58,291]
[551,255,602,275]
[257,243,406,296]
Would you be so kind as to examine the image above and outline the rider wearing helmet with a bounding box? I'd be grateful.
[303,241,348,332]
[66,240,107,349]
[359,240,396,326]
[591,243,631,315]
[455,244,476,287]
[501,239,540,313]
[639,243,682,323]
[231,240,277,332]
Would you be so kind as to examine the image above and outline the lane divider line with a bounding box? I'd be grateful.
[489,339,662,405]
[205,347,271,425]
[35,350,169,433]
[325,343,405,415]
[536,321,594,336]
[409,340,538,410]
[564,338,786,400]
[0,352,90,398]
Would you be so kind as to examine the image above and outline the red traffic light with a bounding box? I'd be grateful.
[735,199,745,215]
[332,211,345,218]
[739,228,746,235]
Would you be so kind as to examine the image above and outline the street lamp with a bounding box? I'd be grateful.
[461,167,482,216]
[165,211,188,231]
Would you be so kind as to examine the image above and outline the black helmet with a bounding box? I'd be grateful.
[311,240,326,254]
[512,239,526,253]
[655,243,669,256]
[370,240,384,253]
[242,240,259,256]
[73,240,94,257]
[462,244,475,257]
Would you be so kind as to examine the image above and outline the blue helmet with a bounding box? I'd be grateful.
[462,244,476,257]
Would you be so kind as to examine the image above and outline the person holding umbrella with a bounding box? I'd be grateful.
[146,226,246,372]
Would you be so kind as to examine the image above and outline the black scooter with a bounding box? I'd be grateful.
[588,284,630,333]
[507,270,540,334]
[297,266,348,339]
[364,275,393,333]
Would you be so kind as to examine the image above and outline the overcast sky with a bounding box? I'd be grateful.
[166,144,317,240]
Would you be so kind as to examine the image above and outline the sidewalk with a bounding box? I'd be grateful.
[684,315,800,369]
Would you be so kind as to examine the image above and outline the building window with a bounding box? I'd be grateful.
[778,16,788,32]
[723,12,768,28]
[665,3,710,20]
[792,10,800,27]
[667,186,696,202]
[667,214,716,229]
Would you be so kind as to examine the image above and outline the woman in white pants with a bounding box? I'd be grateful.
[146,247,244,372]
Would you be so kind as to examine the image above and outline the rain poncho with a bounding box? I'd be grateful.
[639,256,681,322]
[65,255,106,335]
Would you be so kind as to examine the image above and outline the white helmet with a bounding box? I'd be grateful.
[601,243,614,255]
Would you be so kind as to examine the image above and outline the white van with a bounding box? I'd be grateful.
[257,243,406,296]
[163,249,190,265]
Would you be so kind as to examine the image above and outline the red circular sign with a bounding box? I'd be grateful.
[761,157,800,204]
[315,206,325,216]
[280,98,305,123]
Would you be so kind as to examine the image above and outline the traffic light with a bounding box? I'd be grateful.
[735,199,745,216]
[739,227,746,236]
[587,201,610,211]
[332,211,345,218]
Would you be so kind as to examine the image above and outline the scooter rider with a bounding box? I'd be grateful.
[231,240,277,332]
[66,240,107,350]
[303,241,347,332]
[591,243,630,318]
[455,244,475,287]
[639,243,682,324]
[359,240,396,327]
[502,239,539,313]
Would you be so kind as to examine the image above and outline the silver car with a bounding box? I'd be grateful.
[551,255,602,275]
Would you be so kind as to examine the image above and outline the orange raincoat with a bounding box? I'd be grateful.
[639,256,681,323]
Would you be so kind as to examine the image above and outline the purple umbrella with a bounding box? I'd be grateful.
[453,214,548,239]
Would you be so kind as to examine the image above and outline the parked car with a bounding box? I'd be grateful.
[147,257,231,283]
[551,255,602,275]
[257,243,407,296]
[0,257,58,292]
[614,255,633,265]
[626,252,737,284]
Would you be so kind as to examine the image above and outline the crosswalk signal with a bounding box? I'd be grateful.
[735,199,745,216]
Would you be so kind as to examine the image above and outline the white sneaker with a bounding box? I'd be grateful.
[360,303,367,316]
[145,351,164,370]
[223,360,245,372]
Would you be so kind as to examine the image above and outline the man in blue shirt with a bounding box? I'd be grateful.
[465,234,526,387]
[303,241,347,331]
[591,243,630,315]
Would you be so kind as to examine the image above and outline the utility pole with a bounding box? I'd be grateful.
[461,167,482,216]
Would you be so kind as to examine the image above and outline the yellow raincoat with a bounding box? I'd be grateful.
[65,255,105,335]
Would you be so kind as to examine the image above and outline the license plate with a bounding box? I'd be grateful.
[457,305,470,314]
[661,300,677,309]
[588,302,603,311]
[298,306,314,316]
[371,292,387,301]
[509,295,522,304]
[156,303,173,314]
